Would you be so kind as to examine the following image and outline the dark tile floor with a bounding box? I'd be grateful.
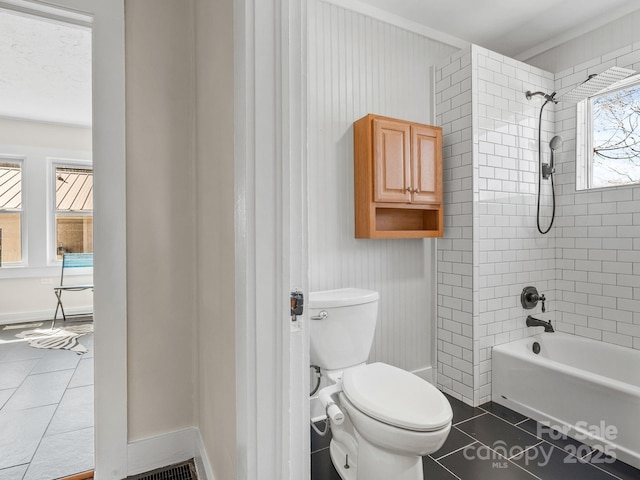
[311,394,640,480]
[0,319,94,480]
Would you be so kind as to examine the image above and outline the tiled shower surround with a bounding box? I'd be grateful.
[554,45,640,349]
[436,43,640,406]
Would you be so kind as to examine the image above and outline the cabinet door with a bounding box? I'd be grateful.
[411,124,442,204]
[373,118,411,203]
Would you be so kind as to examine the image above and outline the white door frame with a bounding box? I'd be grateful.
[89,2,127,477]
[0,1,128,479]
[282,0,310,477]
[234,0,308,478]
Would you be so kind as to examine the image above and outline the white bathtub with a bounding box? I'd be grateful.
[492,332,640,469]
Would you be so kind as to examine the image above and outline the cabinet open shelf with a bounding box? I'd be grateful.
[373,205,442,238]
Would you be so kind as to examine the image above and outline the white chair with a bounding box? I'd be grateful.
[53,253,93,328]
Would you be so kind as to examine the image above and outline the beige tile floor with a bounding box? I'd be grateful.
[0,319,94,480]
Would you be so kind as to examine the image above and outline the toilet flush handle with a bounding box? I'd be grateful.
[311,310,328,320]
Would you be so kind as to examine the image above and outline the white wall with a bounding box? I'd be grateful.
[436,45,555,405]
[0,117,92,323]
[526,13,640,350]
[435,48,475,402]
[308,0,458,375]
[551,42,640,350]
[124,0,197,441]
[0,118,91,150]
[194,0,237,477]
[437,28,640,407]
[526,10,640,74]
[473,47,555,404]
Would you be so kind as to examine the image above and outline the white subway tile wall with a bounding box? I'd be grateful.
[436,45,555,405]
[554,42,640,351]
[438,42,640,406]
[308,0,458,374]
[435,48,475,404]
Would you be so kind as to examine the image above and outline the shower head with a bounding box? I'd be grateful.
[549,135,563,151]
[556,67,636,104]
[526,91,557,103]
[545,135,563,178]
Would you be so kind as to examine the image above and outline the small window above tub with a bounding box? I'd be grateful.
[577,74,640,190]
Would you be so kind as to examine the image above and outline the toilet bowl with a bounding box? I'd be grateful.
[309,289,452,480]
[327,362,452,480]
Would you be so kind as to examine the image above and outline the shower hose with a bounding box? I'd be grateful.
[536,99,556,235]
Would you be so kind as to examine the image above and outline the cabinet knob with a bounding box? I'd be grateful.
[412,188,419,193]
[405,187,412,193]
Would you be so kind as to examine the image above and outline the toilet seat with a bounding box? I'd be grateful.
[342,362,452,432]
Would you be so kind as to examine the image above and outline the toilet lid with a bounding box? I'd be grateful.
[342,363,453,432]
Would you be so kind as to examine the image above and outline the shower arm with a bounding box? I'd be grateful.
[526,91,557,103]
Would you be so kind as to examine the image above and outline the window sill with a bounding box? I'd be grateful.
[0,265,92,280]
[576,181,640,193]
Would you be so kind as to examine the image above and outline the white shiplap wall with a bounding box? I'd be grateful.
[307,0,458,374]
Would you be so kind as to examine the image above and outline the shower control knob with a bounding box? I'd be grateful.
[521,286,542,310]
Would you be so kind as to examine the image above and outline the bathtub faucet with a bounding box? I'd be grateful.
[526,315,554,333]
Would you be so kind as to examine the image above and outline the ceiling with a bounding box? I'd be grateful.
[0,9,91,127]
[1,1,640,127]
[357,0,640,60]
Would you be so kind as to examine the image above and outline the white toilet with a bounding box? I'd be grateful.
[309,288,452,480]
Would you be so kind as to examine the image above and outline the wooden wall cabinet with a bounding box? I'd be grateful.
[354,114,443,238]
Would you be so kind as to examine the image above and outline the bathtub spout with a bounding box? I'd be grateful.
[526,315,554,332]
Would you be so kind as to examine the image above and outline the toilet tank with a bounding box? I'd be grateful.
[309,288,379,371]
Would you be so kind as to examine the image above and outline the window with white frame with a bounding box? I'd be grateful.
[577,76,640,190]
[55,164,93,259]
[0,159,23,265]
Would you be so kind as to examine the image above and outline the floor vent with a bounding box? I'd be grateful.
[126,460,197,480]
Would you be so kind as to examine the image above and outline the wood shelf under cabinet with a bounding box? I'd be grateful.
[354,114,443,238]
[373,203,443,238]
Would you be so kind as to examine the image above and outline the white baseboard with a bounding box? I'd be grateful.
[194,430,214,480]
[411,366,434,384]
[127,427,213,478]
[0,307,92,325]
